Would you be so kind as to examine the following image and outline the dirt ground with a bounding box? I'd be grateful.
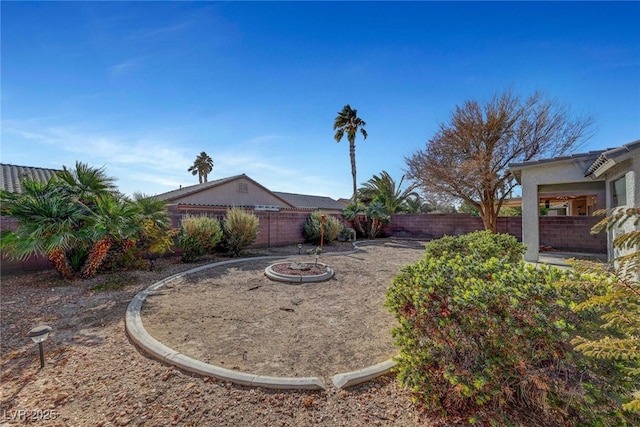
[142,242,427,384]
[1,239,441,426]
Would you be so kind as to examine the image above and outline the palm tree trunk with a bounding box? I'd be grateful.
[81,237,112,278]
[48,247,75,280]
[350,141,357,202]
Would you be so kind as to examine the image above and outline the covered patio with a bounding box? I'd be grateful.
[509,139,640,262]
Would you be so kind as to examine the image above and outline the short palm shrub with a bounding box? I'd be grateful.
[220,207,259,257]
[176,214,222,262]
[303,211,342,244]
[386,232,638,426]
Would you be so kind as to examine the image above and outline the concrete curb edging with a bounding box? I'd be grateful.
[332,359,396,389]
[125,243,398,390]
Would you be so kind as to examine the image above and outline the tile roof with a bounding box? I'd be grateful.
[0,163,61,194]
[508,149,606,170]
[272,192,345,211]
[585,139,640,178]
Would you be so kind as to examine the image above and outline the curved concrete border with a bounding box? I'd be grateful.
[332,359,396,388]
[125,243,400,390]
[264,262,334,283]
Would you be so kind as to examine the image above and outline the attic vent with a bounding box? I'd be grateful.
[238,181,248,193]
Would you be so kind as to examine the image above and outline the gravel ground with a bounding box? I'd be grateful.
[1,241,439,426]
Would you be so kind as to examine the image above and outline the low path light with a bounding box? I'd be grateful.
[27,325,52,369]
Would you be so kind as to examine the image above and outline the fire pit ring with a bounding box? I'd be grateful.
[264,261,334,283]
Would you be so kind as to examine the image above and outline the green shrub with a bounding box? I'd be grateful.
[176,214,222,262]
[303,211,342,244]
[220,207,259,257]
[424,230,524,263]
[386,232,638,425]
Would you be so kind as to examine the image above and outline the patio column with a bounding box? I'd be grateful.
[521,178,539,262]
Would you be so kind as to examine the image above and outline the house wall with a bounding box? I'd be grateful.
[603,157,640,260]
[172,179,289,208]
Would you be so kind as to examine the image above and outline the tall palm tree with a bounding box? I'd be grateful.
[188,151,214,184]
[358,171,419,214]
[333,104,367,202]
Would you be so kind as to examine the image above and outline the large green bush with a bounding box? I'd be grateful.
[386,232,638,426]
[176,214,222,262]
[220,207,259,257]
[303,211,342,244]
[423,230,525,263]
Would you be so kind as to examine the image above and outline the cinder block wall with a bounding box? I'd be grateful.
[0,211,607,274]
[539,216,606,253]
[383,213,605,253]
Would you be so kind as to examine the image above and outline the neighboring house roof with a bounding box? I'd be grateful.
[0,163,61,194]
[154,173,296,208]
[585,139,640,178]
[156,174,250,201]
[273,191,345,211]
[154,173,344,211]
[1,163,346,212]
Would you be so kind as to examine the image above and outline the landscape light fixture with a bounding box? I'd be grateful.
[27,325,52,369]
[298,244,302,254]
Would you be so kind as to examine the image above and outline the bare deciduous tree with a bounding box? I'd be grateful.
[405,90,594,232]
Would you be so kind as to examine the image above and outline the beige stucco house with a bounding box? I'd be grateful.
[509,139,640,262]
[154,174,346,214]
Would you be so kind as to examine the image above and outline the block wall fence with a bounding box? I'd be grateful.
[0,209,607,274]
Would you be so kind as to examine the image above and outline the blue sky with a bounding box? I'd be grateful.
[2,1,639,200]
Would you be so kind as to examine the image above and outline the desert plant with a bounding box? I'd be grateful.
[423,230,525,264]
[386,232,638,425]
[220,207,259,257]
[570,207,640,412]
[342,201,390,239]
[303,211,342,244]
[176,214,222,262]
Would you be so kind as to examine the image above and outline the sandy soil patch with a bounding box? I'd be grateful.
[141,242,427,383]
[1,240,438,426]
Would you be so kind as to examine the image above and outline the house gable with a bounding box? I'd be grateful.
[155,174,296,209]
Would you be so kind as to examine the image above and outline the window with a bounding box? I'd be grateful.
[611,176,627,207]
[237,181,248,193]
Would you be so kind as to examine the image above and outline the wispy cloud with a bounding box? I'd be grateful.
[2,121,352,198]
[136,21,193,39]
[108,57,143,78]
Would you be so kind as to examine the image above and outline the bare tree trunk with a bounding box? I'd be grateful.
[481,203,498,233]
